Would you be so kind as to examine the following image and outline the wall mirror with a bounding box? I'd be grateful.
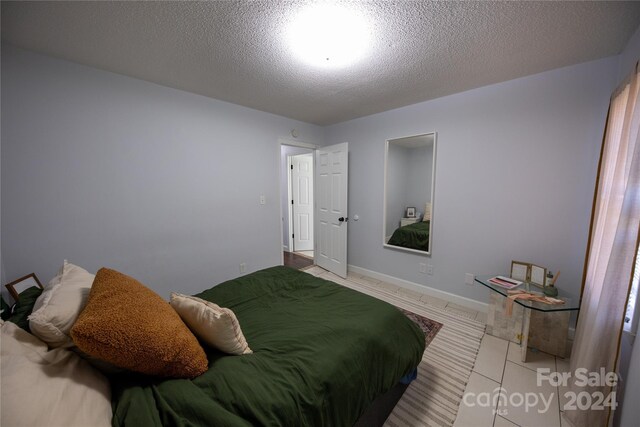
[383,133,436,255]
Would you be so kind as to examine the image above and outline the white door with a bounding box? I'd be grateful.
[291,154,314,251]
[315,142,349,278]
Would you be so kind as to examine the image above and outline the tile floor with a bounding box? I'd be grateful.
[308,267,571,427]
[455,334,572,427]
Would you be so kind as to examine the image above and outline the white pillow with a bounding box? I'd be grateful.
[0,321,112,427]
[28,260,94,348]
[170,292,252,355]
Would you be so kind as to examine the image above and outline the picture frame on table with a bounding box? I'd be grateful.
[406,207,416,218]
[510,261,530,282]
[5,273,43,302]
[530,264,547,288]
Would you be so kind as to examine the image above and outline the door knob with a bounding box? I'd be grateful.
[338,217,348,222]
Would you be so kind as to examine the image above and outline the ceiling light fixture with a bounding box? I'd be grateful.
[287,2,370,68]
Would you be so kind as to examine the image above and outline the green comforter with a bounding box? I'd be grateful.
[110,266,425,426]
[388,221,430,251]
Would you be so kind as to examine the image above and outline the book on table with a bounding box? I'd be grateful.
[488,276,523,289]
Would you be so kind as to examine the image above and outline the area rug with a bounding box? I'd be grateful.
[302,266,485,427]
[400,308,442,348]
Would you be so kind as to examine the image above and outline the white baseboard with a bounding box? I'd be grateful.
[347,264,488,313]
[283,245,289,252]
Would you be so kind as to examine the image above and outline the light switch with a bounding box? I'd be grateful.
[260,195,266,205]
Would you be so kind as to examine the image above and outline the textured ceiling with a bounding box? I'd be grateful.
[2,1,640,125]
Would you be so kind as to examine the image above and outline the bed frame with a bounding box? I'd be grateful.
[354,381,411,427]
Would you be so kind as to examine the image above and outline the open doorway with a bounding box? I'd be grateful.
[289,153,314,258]
[280,144,315,268]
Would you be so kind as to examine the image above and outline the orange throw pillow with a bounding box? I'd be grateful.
[70,268,208,378]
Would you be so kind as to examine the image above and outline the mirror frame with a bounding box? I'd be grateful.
[382,132,437,256]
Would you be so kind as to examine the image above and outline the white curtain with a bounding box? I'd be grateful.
[565,65,640,427]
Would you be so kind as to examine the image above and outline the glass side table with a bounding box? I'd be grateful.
[475,275,580,362]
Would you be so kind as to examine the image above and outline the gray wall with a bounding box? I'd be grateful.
[326,56,618,304]
[280,145,313,250]
[1,45,324,297]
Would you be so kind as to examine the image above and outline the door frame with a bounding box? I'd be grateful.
[278,138,319,266]
[286,155,294,253]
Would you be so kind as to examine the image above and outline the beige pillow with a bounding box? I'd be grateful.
[1,321,112,427]
[28,260,94,348]
[170,292,252,355]
[423,202,432,221]
[71,268,208,379]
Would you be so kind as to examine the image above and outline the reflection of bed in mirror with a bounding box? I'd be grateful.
[387,220,430,252]
[383,133,436,255]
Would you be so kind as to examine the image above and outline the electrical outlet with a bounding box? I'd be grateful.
[239,262,246,273]
[427,264,433,275]
[419,263,427,274]
[465,273,475,286]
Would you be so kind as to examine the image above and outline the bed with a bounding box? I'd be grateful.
[2,265,426,427]
[387,220,430,251]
